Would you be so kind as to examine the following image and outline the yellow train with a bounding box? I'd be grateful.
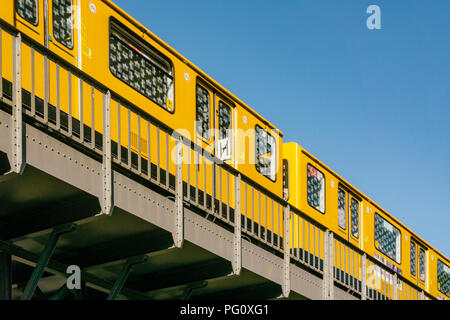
[0,0,448,300]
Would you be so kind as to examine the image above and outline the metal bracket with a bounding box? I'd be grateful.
[101,91,113,215]
[107,255,147,300]
[21,224,75,300]
[282,205,290,298]
[12,32,25,175]
[173,135,184,248]
[232,174,242,275]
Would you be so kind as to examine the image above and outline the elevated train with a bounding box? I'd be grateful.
[0,0,448,299]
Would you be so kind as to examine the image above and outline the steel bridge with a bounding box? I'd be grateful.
[0,24,431,301]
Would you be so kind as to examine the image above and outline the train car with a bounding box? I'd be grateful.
[283,141,450,300]
[0,0,285,240]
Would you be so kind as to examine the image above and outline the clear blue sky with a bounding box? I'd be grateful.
[114,0,450,257]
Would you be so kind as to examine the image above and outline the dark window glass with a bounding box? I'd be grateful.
[437,260,449,297]
[351,198,359,238]
[419,248,425,282]
[196,85,210,140]
[255,126,276,181]
[217,101,232,160]
[109,29,174,112]
[16,0,38,26]
[410,242,416,276]
[374,213,401,263]
[307,164,325,213]
[338,188,346,229]
[53,0,74,49]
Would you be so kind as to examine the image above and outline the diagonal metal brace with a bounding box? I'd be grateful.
[20,224,75,300]
[107,255,147,300]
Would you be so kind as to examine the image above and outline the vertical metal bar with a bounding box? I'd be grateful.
[147,121,151,178]
[137,115,141,173]
[44,57,49,123]
[361,254,367,300]
[12,33,24,175]
[283,205,290,298]
[186,144,190,200]
[211,158,216,215]
[233,174,242,275]
[91,86,95,147]
[329,231,334,299]
[117,102,121,160]
[79,80,84,142]
[264,194,267,242]
[302,218,306,263]
[157,127,160,182]
[271,199,274,245]
[297,215,300,258]
[195,149,199,203]
[0,27,2,99]
[203,157,206,207]
[226,171,230,222]
[127,108,131,169]
[258,191,261,238]
[393,273,398,300]
[322,230,329,299]
[307,222,311,265]
[56,65,60,129]
[102,91,113,216]
[251,187,254,235]
[68,72,72,135]
[174,136,184,248]
[166,132,169,186]
[31,48,35,115]
[219,166,223,217]
[244,183,247,232]
[313,225,316,268]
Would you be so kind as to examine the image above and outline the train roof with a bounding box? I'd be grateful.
[103,0,283,137]
[285,142,449,263]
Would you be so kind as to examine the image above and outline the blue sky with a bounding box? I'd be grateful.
[114,0,450,257]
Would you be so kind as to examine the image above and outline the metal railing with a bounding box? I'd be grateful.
[0,23,434,300]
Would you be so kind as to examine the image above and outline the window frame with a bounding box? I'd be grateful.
[52,0,74,50]
[16,0,39,26]
[350,197,360,239]
[410,241,417,277]
[374,213,402,264]
[195,84,211,140]
[108,17,175,114]
[254,125,277,182]
[337,187,347,230]
[437,259,450,298]
[306,163,326,214]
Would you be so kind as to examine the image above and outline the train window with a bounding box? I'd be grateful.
[255,126,276,181]
[16,0,38,26]
[196,85,210,140]
[374,213,401,264]
[419,248,426,282]
[109,21,174,112]
[52,0,74,49]
[307,164,325,214]
[350,198,359,238]
[410,242,416,276]
[338,188,346,229]
[437,260,449,297]
[217,101,232,160]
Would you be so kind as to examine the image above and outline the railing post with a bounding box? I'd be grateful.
[233,174,242,275]
[393,273,398,300]
[282,205,290,298]
[12,32,25,175]
[322,229,329,299]
[361,253,367,300]
[173,135,184,248]
[328,231,334,299]
[101,91,113,215]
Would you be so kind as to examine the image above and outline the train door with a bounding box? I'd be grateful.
[410,239,427,290]
[215,97,234,164]
[195,81,214,155]
[15,0,45,45]
[47,0,78,66]
[337,186,360,247]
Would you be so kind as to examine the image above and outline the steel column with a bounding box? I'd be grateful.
[12,32,25,175]
[328,231,334,299]
[21,224,75,300]
[361,253,367,300]
[233,174,242,275]
[102,91,113,215]
[173,135,184,248]
[107,255,147,300]
[282,205,290,298]
[0,252,11,300]
[322,230,329,299]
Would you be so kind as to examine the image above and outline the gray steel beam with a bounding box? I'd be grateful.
[20,224,75,300]
[101,91,113,215]
[12,32,25,175]
[107,255,147,300]
[173,135,183,248]
[0,251,12,300]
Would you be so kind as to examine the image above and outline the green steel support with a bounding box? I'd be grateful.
[107,255,147,300]
[20,224,75,300]
[0,251,12,300]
